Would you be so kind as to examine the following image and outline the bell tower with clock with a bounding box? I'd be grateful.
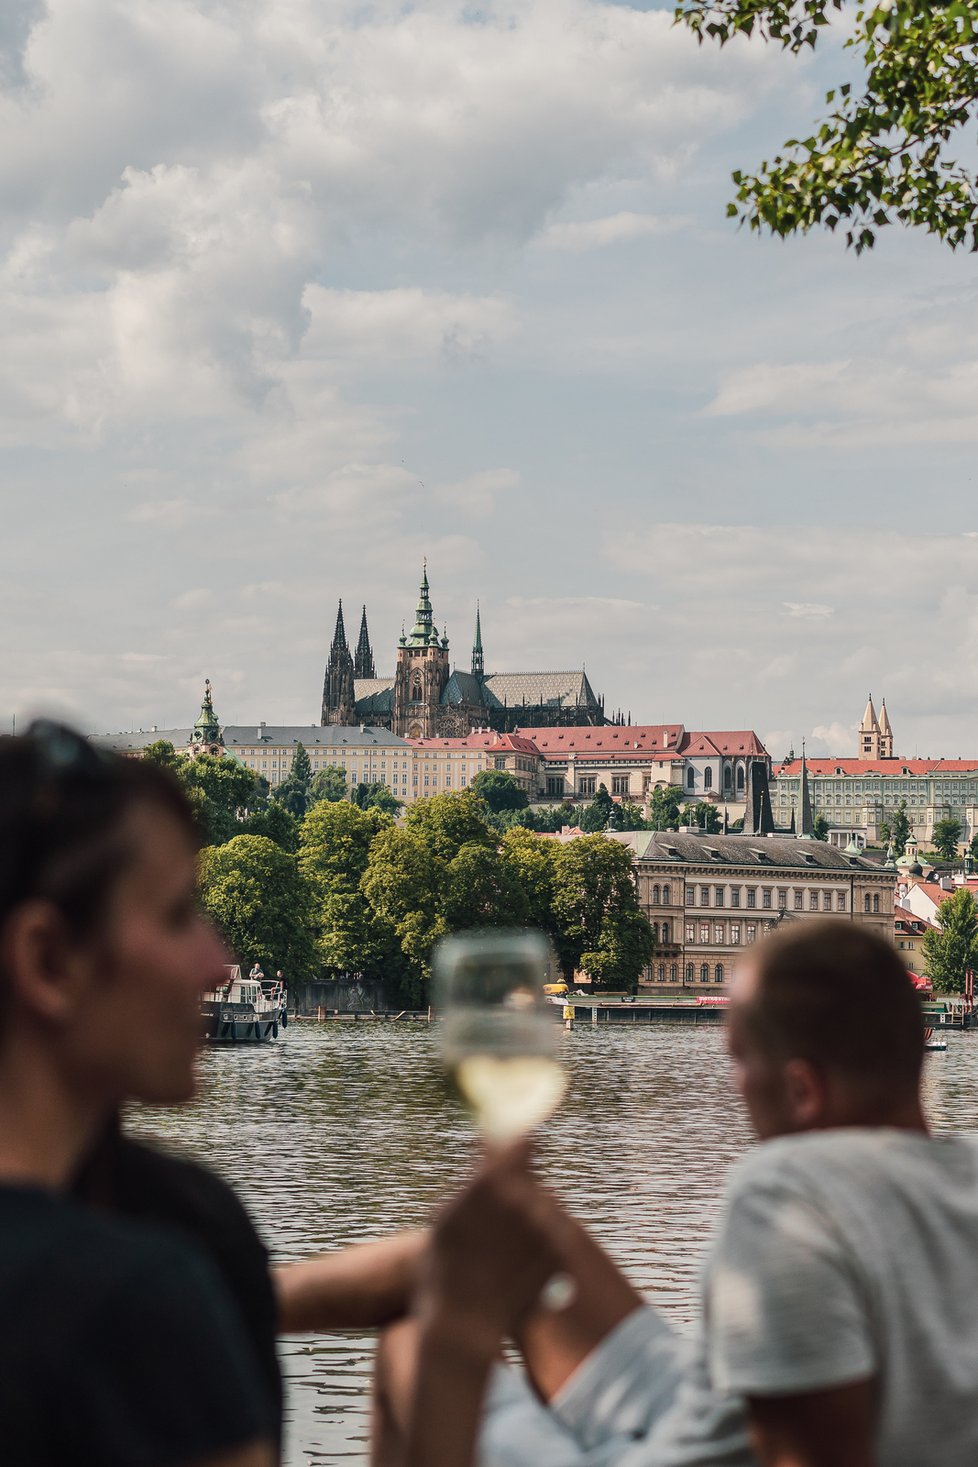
[392,562,451,738]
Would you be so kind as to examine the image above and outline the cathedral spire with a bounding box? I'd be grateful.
[331,599,349,653]
[406,560,443,647]
[322,598,355,725]
[471,601,484,679]
[798,740,815,837]
[354,604,376,679]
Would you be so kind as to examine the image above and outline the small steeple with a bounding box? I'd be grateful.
[471,601,484,679]
[878,698,893,758]
[354,604,376,679]
[861,694,880,733]
[405,559,443,647]
[798,740,815,837]
[192,677,223,752]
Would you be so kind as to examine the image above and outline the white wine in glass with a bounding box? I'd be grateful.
[433,929,567,1144]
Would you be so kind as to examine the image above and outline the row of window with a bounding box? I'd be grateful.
[685,885,849,913]
[649,962,728,984]
[685,921,762,946]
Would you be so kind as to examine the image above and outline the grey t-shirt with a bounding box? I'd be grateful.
[700,1128,978,1465]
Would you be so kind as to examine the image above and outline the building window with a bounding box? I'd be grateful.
[715,964,724,984]
[652,884,660,904]
[808,891,818,911]
[777,889,787,909]
[687,768,695,789]
[714,923,724,945]
[661,921,670,943]
[762,889,772,910]
[724,765,732,789]
[731,923,741,945]
[700,886,710,906]
[837,891,847,911]
[652,923,659,943]
[495,757,506,771]
[794,891,803,911]
[685,922,695,942]
[663,884,670,904]
[686,887,696,907]
[657,963,665,981]
[864,893,871,913]
[712,887,723,907]
[579,777,596,797]
[873,893,880,913]
[704,767,713,790]
[612,775,629,795]
[822,891,832,912]
[700,923,710,943]
[747,888,756,909]
[670,963,678,982]
[746,923,757,943]
[731,888,740,909]
[700,963,710,983]
[685,964,694,983]
[546,777,563,796]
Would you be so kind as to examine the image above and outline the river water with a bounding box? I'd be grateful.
[129,1021,978,1465]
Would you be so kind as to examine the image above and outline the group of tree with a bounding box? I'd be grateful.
[471,770,733,836]
[923,886,978,994]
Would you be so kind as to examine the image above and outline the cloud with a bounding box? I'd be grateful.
[783,602,834,620]
[536,212,687,252]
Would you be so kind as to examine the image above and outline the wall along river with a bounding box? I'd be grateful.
[129,1021,978,1465]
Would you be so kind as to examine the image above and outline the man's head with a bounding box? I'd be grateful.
[728,919,925,1140]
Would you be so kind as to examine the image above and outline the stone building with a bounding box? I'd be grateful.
[609,830,895,994]
[321,564,607,737]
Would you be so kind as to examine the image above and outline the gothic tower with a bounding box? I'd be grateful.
[392,563,450,738]
[878,699,894,759]
[321,600,356,726]
[471,601,484,680]
[859,694,881,759]
[354,604,376,679]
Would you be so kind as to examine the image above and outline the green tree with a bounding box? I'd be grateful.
[890,800,911,857]
[198,835,317,978]
[500,827,561,941]
[677,1,978,254]
[362,824,447,977]
[299,801,397,977]
[932,816,964,862]
[923,886,978,994]
[812,814,830,842]
[551,835,654,990]
[240,802,299,852]
[275,743,313,819]
[402,790,496,860]
[142,739,182,772]
[683,801,722,834]
[310,765,348,803]
[350,781,403,816]
[442,843,529,930]
[181,753,266,845]
[879,819,892,846]
[969,833,978,864]
[527,801,580,832]
[470,769,530,815]
[612,800,649,832]
[647,786,684,830]
[579,784,616,832]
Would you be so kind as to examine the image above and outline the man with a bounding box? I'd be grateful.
[378,920,978,1467]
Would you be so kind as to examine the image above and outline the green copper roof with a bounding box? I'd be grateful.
[403,560,447,648]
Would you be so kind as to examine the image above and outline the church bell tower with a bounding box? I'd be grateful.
[392,562,450,738]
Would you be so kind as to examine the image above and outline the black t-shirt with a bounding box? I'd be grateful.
[72,1133,283,1432]
[0,1184,276,1466]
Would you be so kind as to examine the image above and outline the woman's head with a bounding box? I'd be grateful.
[0,723,227,1107]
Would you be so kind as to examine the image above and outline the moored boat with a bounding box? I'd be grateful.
[201,965,286,1043]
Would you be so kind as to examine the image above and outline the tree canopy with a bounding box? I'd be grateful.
[932,816,963,861]
[677,1,978,253]
[470,769,529,814]
[274,742,313,819]
[198,834,317,978]
[890,800,911,857]
[309,765,349,803]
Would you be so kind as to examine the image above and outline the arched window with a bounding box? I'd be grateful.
[700,963,710,984]
[864,893,871,913]
[873,893,880,913]
[687,767,695,790]
[661,921,670,944]
[704,767,713,790]
[652,884,660,904]
[670,963,678,982]
[663,883,670,904]
[723,764,732,788]
[737,765,745,792]
[685,963,694,983]
[652,923,659,943]
[715,964,724,984]
[657,963,665,982]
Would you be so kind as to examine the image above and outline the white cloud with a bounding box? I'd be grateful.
[536,212,687,252]
[783,602,834,620]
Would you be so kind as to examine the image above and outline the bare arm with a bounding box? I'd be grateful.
[747,1379,877,1467]
[275,1230,427,1333]
[189,1441,277,1467]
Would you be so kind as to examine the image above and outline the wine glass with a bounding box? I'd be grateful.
[433,928,566,1144]
[433,928,575,1310]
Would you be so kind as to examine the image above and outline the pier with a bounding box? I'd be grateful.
[556,996,728,1025]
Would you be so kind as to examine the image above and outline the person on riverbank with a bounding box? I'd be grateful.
[376,920,978,1467]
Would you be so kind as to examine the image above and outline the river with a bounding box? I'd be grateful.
[129,1021,978,1465]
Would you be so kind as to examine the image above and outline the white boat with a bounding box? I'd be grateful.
[201,965,286,1043]
[923,1027,948,1053]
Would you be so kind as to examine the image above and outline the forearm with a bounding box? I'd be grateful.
[275,1230,427,1333]
[402,1315,497,1467]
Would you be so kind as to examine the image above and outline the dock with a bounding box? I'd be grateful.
[555,996,728,1025]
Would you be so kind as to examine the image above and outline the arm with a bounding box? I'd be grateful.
[747,1379,877,1467]
[275,1230,426,1333]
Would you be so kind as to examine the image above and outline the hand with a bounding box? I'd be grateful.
[416,1143,560,1356]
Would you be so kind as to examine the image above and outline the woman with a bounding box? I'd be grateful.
[0,720,279,1465]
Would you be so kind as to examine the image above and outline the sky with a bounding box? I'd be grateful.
[3,0,978,759]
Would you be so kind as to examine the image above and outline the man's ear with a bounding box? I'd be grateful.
[782,1057,827,1130]
[0,901,91,1025]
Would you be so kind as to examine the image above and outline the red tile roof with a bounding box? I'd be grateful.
[516,724,686,752]
[777,758,978,776]
[409,733,540,755]
[908,882,954,910]
[687,730,768,756]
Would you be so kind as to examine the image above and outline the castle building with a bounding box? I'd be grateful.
[321,564,607,737]
[859,694,894,759]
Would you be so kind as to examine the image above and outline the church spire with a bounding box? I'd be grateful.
[471,601,484,679]
[332,599,349,653]
[321,598,355,725]
[798,741,815,837]
[860,692,882,758]
[191,677,223,754]
[405,559,444,647]
[354,604,376,679]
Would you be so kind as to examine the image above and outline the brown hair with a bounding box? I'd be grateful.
[747,919,924,1104]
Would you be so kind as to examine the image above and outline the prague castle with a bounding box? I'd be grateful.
[321,565,608,738]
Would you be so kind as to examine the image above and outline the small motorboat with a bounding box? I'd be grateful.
[201,965,286,1043]
[923,1027,948,1053]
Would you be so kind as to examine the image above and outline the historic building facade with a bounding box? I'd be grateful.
[609,831,895,994]
[320,565,607,738]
